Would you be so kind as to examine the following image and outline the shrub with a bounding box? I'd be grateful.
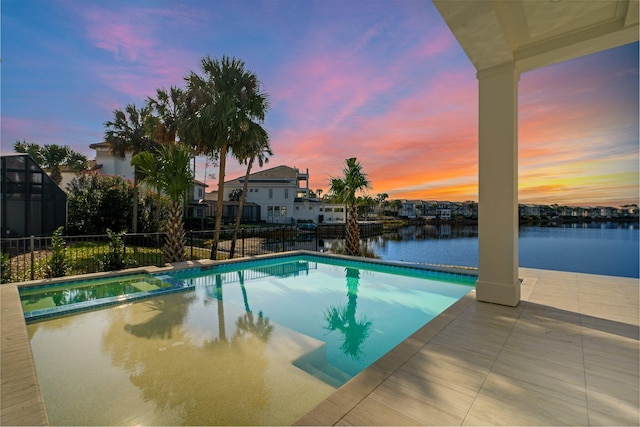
[67,172,133,235]
[100,229,137,271]
[46,226,68,278]
[1,253,12,284]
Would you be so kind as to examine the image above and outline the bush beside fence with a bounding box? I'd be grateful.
[1,226,319,283]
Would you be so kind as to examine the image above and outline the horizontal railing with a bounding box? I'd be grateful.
[1,226,320,284]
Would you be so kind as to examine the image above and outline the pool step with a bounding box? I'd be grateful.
[131,281,160,292]
[293,344,352,388]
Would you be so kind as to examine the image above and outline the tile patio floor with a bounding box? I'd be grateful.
[2,267,639,426]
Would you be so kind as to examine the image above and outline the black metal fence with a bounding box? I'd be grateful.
[1,226,319,283]
[187,226,318,259]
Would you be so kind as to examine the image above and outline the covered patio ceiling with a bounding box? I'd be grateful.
[433,0,639,73]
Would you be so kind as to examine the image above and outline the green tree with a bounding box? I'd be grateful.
[67,172,134,234]
[390,199,402,217]
[180,55,269,259]
[1,253,12,284]
[131,144,194,263]
[147,86,184,145]
[229,188,243,202]
[137,188,170,234]
[101,229,136,271]
[328,158,371,256]
[357,195,376,220]
[375,193,389,215]
[14,141,89,185]
[13,140,45,164]
[104,103,158,233]
[46,226,68,278]
[229,124,271,258]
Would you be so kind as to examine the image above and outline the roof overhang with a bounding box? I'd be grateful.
[433,0,639,73]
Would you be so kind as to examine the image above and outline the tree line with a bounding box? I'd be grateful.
[15,55,373,261]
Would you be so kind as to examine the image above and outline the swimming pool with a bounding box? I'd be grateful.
[25,253,475,425]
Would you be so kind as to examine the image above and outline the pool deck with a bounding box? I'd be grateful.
[2,266,638,426]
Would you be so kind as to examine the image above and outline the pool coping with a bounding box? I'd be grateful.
[291,288,477,425]
[0,251,478,426]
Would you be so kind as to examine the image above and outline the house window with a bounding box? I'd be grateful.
[335,207,344,212]
[325,208,333,212]
[198,188,203,199]
[255,189,258,192]
[269,189,273,199]
[285,189,289,199]
[249,189,253,192]
[296,206,299,210]
[268,205,287,217]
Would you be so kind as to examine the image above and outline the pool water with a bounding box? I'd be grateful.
[20,273,181,320]
[25,255,474,426]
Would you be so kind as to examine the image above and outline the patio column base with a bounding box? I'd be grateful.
[476,278,521,307]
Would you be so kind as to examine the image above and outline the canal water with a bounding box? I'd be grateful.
[322,223,639,278]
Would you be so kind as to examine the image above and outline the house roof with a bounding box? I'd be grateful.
[89,142,109,149]
[226,165,300,184]
[192,179,208,187]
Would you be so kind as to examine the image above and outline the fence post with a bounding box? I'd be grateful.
[30,235,35,281]
[281,228,285,252]
[242,228,245,257]
[190,231,193,260]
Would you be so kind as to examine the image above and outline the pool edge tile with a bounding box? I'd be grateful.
[1,284,49,426]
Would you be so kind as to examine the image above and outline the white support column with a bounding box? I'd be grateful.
[476,62,521,307]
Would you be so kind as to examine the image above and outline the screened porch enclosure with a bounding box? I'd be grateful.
[1,154,67,238]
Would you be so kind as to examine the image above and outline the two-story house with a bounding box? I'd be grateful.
[89,142,208,217]
[437,201,452,219]
[223,165,345,224]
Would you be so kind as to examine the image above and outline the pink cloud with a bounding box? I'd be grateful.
[77,6,201,99]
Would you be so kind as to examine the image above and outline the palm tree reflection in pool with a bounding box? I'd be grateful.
[202,271,273,345]
[324,267,372,359]
[234,271,274,341]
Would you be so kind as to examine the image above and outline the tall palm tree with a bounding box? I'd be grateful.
[229,123,271,258]
[104,103,158,233]
[131,144,194,263]
[147,86,184,145]
[329,158,371,256]
[180,55,269,260]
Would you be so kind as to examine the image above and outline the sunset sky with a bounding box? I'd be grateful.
[2,0,638,206]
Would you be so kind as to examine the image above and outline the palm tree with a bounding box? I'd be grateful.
[14,141,89,185]
[131,144,194,263]
[375,193,388,216]
[104,104,158,233]
[328,158,371,256]
[41,145,84,185]
[358,195,376,220]
[180,55,269,260]
[229,123,271,258]
[13,140,45,164]
[147,86,184,145]
[390,199,402,217]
